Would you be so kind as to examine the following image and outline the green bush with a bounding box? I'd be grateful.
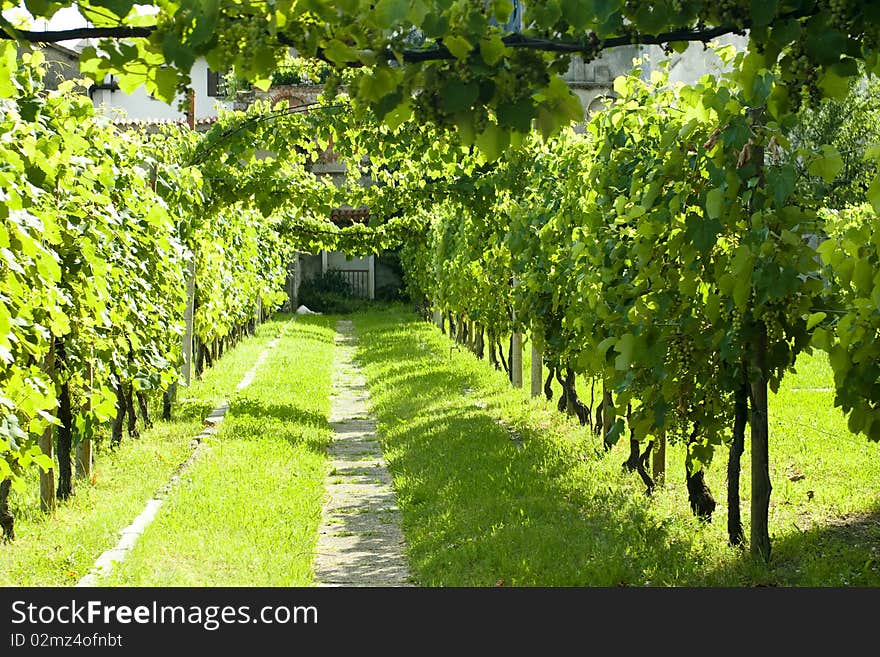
[297,269,370,314]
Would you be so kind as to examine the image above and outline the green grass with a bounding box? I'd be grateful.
[0,317,290,586]
[353,306,880,586]
[101,315,336,586]
[6,305,875,587]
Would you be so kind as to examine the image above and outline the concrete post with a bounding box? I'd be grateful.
[530,341,542,397]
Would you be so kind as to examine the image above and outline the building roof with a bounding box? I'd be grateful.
[330,207,369,226]
[111,116,218,131]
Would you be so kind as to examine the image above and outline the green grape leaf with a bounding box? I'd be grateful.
[88,0,135,18]
[750,0,777,28]
[685,214,722,255]
[808,145,844,183]
[475,123,509,162]
[868,173,880,214]
[614,333,634,370]
[480,34,506,66]
[806,312,827,331]
[375,0,409,28]
[444,35,473,61]
[440,80,479,114]
[323,39,360,65]
[705,187,725,219]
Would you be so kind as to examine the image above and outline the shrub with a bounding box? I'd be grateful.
[297,269,369,314]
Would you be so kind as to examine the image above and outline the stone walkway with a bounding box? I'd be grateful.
[313,320,412,586]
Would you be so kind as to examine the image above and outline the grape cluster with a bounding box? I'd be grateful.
[322,71,341,100]
[826,0,854,31]
[713,0,748,27]
[780,39,820,112]
[210,14,279,78]
[665,333,694,372]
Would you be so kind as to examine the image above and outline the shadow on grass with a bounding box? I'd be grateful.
[286,319,338,345]
[172,400,219,425]
[229,397,329,428]
[708,504,880,586]
[223,397,332,454]
[351,317,721,586]
[353,307,880,587]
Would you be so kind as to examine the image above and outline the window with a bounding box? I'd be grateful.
[207,69,228,97]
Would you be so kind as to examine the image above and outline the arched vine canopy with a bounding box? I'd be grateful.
[2,1,880,563]
[1,0,879,148]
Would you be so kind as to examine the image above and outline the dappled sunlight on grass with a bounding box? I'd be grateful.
[0,319,293,586]
[354,307,880,586]
[102,315,337,586]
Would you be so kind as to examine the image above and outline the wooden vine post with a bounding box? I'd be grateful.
[183,259,195,386]
[727,378,748,547]
[652,433,666,486]
[530,341,542,397]
[39,341,56,514]
[747,106,772,561]
[750,322,771,560]
[75,360,93,481]
[511,332,523,387]
[182,87,196,387]
[510,276,522,388]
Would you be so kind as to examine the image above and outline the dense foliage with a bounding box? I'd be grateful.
[0,48,331,529]
[5,1,880,160]
[1,0,880,564]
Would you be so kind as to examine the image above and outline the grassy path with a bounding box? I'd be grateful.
[353,307,880,586]
[5,307,877,587]
[101,315,336,586]
[0,321,282,587]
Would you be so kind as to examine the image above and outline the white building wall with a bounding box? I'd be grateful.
[327,253,371,270]
[91,58,232,122]
[643,34,749,86]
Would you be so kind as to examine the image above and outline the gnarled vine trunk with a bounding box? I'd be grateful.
[124,383,139,439]
[56,377,74,500]
[727,376,748,547]
[111,382,126,449]
[162,386,174,421]
[562,368,590,426]
[488,331,499,369]
[195,338,205,377]
[686,425,716,521]
[203,341,213,369]
[555,367,566,413]
[474,324,484,359]
[601,386,614,450]
[137,391,153,429]
[544,365,554,401]
[457,315,468,345]
[0,478,14,541]
[622,406,654,495]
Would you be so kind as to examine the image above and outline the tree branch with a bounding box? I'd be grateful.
[395,9,815,63]
[1,7,817,63]
[0,25,153,41]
